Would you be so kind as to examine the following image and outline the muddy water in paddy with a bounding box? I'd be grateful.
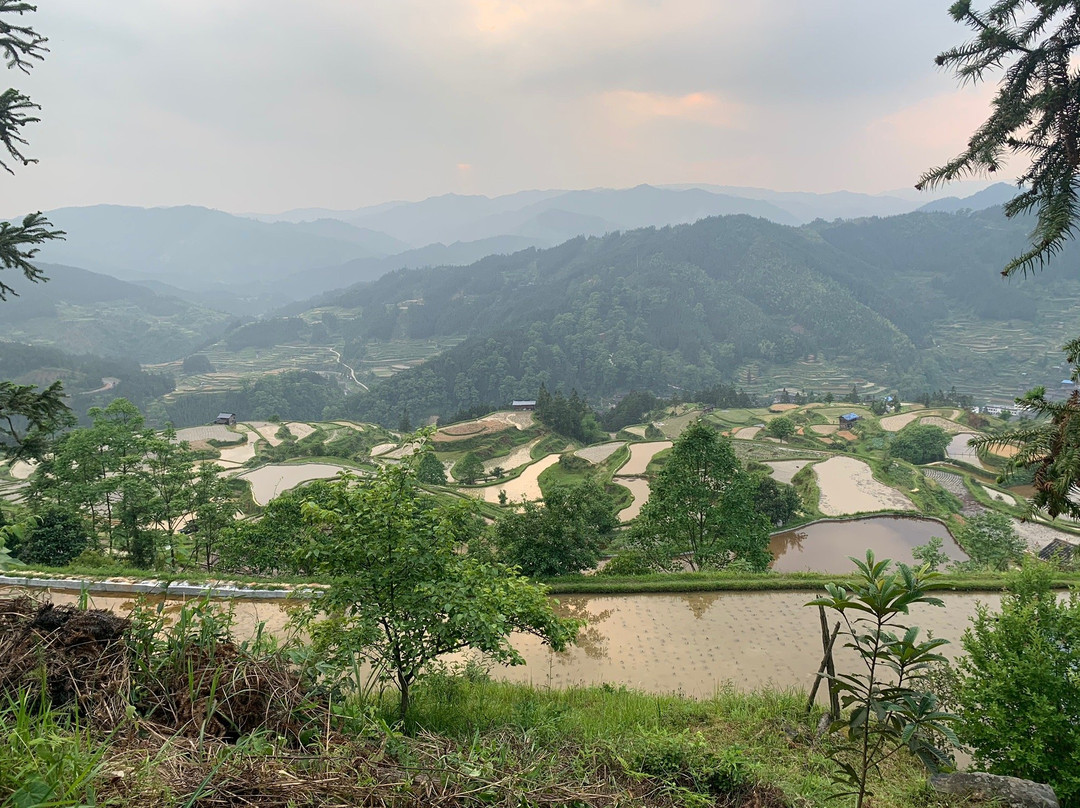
[769,516,967,573]
[618,441,671,475]
[614,477,651,521]
[20,588,996,698]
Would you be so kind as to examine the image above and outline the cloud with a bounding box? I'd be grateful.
[599,90,745,129]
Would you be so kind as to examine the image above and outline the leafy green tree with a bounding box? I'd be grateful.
[953,561,1080,804]
[452,451,485,484]
[752,474,801,527]
[492,479,617,577]
[415,449,447,485]
[765,416,796,443]
[190,462,236,571]
[0,380,73,459]
[217,479,337,575]
[918,0,1080,276]
[629,421,771,571]
[298,462,580,721]
[953,511,1025,571]
[889,423,950,464]
[808,552,957,808]
[15,507,89,566]
[912,536,951,571]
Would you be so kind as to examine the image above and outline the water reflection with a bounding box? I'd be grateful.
[678,592,722,620]
[769,516,967,573]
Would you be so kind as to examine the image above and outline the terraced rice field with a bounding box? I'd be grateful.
[734,426,761,439]
[8,460,35,480]
[484,439,542,474]
[614,477,651,521]
[622,426,646,437]
[765,460,813,484]
[286,422,317,440]
[1012,518,1079,553]
[814,456,915,515]
[617,441,671,476]
[946,433,986,468]
[239,463,351,505]
[432,418,512,443]
[216,441,256,466]
[472,454,560,503]
[247,422,284,447]
[917,416,967,434]
[574,442,625,464]
[982,485,1017,506]
[923,468,980,513]
[359,337,465,378]
[174,425,242,444]
[370,443,396,457]
[809,424,837,435]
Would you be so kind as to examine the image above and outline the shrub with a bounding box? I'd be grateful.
[16,509,90,567]
[954,562,1080,805]
[889,423,951,464]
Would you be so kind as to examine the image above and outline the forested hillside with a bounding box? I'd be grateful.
[317,209,1080,426]
[0,263,233,362]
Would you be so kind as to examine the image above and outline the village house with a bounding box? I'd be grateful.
[213,412,236,426]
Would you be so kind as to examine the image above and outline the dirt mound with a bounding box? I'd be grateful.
[0,597,131,726]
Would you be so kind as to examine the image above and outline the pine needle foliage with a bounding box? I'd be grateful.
[918,0,1080,275]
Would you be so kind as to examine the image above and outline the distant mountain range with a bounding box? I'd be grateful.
[10,182,1016,313]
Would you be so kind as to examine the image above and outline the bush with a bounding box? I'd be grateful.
[598,549,655,576]
[954,562,1080,805]
[889,423,951,464]
[954,511,1025,571]
[627,730,755,800]
[16,509,91,567]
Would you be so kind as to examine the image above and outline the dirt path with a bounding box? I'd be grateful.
[617,441,671,476]
[814,455,915,515]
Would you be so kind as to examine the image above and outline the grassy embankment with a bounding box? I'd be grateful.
[0,596,958,808]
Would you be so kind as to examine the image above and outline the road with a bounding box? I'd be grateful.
[328,347,369,392]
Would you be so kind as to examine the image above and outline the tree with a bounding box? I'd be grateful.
[953,561,1080,804]
[808,552,956,808]
[189,462,235,571]
[629,421,771,571]
[752,474,801,526]
[492,479,617,577]
[15,506,89,566]
[912,536,951,571]
[889,423,951,464]
[0,379,74,459]
[918,1,1080,276]
[2,1,65,298]
[298,462,580,721]
[953,511,1025,571]
[415,449,447,485]
[765,416,796,443]
[452,451,485,484]
[181,354,215,375]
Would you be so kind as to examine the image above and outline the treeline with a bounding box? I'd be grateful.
[0,341,175,423]
[161,370,344,428]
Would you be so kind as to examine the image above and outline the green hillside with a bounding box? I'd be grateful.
[317,210,1074,425]
[0,263,232,363]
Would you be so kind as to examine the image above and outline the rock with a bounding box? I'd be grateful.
[930,773,1059,808]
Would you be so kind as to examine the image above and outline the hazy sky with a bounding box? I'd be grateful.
[5,0,1007,213]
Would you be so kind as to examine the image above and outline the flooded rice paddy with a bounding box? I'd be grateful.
[764,460,812,485]
[484,439,541,474]
[474,454,560,503]
[574,442,625,464]
[23,588,999,698]
[769,516,965,573]
[618,441,671,476]
[614,477,652,521]
[813,455,915,515]
[239,463,351,505]
[946,433,986,468]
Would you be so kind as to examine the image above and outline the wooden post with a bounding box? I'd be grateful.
[819,605,840,716]
[806,608,841,714]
